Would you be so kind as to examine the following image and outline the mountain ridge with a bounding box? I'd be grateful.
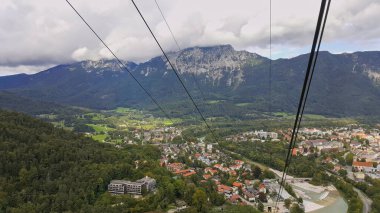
[1,45,380,117]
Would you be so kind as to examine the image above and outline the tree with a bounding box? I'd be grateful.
[210,192,225,206]
[253,166,262,179]
[261,169,275,179]
[258,202,264,212]
[284,199,291,209]
[290,204,304,213]
[173,179,186,197]
[297,197,303,204]
[345,153,354,165]
[172,136,184,144]
[18,167,29,186]
[192,189,208,213]
[338,169,348,177]
[258,192,267,203]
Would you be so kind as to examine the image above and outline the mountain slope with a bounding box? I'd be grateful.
[1,45,380,117]
[0,110,170,212]
[0,91,84,115]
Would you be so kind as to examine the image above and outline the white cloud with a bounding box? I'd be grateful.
[0,64,54,76]
[71,47,89,61]
[0,0,379,75]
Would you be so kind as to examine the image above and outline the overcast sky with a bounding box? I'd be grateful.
[0,0,379,76]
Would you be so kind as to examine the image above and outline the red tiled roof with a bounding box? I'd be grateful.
[353,161,373,167]
[203,174,212,179]
[259,183,266,189]
[174,169,192,174]
[292,148,298,156]
[229,194,240,202]
[183,171,197,177]
[218,184,232,192]
[233,182,243,188]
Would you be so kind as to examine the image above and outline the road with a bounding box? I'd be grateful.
[353,187,372,213]
[222,149,269,170]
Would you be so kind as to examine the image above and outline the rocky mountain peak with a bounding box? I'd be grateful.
[75,59,136,73]
[170,45,265,74]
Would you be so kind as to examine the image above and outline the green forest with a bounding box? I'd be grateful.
[0,110,241,212]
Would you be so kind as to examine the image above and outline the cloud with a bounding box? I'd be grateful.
[0,64,54,76]
[0,0,379,76]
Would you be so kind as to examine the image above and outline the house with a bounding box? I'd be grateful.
[194,153,201,159]
[352,161,376,173]
[354,172,365,181]
[175,169,197,177]
[322,156,333,164]
[350,141,362,149]
[175,200,188,211]
[242,189,255,202]
[259,183,266,193]
[203,174,212,180]
[166,162,185,172]
[183,171,197,177]
[244,180,255,186]
[230,164,243,170]
[292,148,298,156]
[229,170,237,176]
[229,194,240,204]
[233,182,243,188]
[333,165,343,172]
[207,144,213,152]
[218,184,232,194]
[214,164,223,169]
[205,167,218,175]
[209,169,218,175]
[160,158,168,167]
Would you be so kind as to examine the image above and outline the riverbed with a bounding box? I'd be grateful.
[292,183,348,213]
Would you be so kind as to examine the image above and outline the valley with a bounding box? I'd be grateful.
[2,0,380,212]
[1,46,380,213]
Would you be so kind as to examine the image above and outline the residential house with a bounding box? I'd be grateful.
[352,161,376,173]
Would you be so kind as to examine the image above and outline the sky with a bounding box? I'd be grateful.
[0,0,379,76]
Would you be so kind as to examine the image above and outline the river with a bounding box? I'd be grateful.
[310,196,347,213]
[295,184,348,213]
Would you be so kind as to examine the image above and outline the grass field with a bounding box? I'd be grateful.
[86,124,115,132]
[235,103,252,107]
[274,112,327,120]
[92,134,107,142]
[207,100,224,104]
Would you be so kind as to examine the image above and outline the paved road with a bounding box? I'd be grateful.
[353,187,372,213]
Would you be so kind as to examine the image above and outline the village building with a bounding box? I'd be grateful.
[108,176,156,195]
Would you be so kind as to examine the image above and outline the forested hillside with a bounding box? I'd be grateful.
[0,91,84,116]
[0,110,257,213]
[0,110,169,212]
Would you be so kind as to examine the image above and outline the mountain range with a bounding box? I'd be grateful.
[1,44,380,117]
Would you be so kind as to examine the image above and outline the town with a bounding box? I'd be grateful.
[106,125,380,212]
[225,127,380,181]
